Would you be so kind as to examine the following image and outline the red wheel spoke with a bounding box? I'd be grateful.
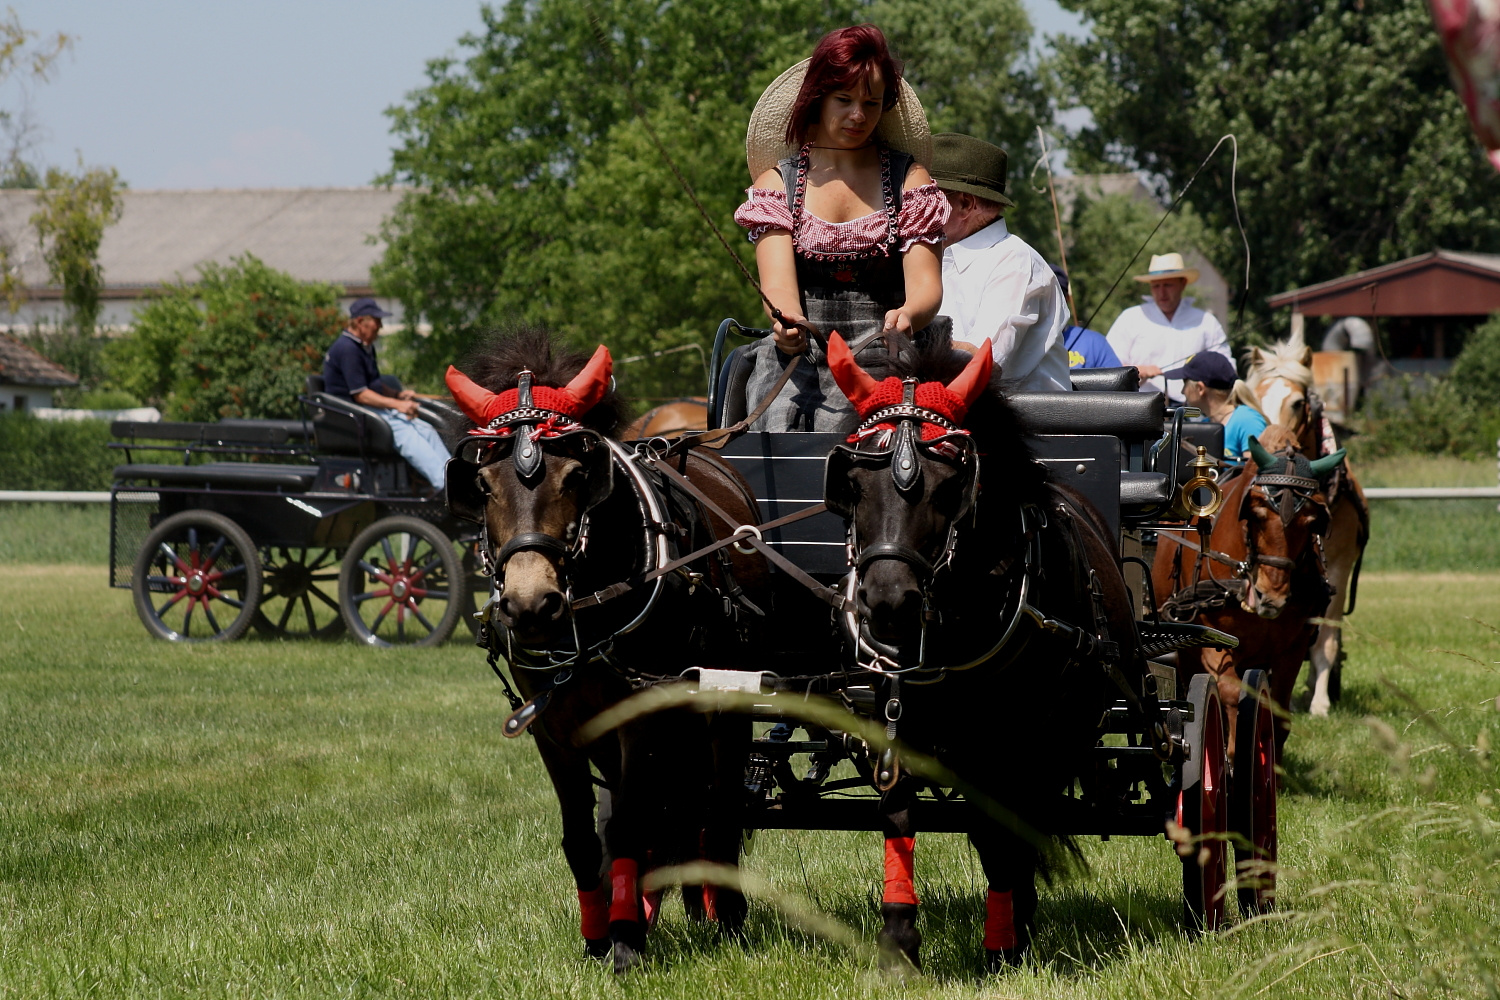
[357,560,393,585]
[158,542,189,574]
[406,554,444,585]
[407,602,435,633]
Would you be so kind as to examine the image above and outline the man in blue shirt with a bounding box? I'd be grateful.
[1161,352,1268,465]
[323,298,447,488]
[1049,265,1122,370]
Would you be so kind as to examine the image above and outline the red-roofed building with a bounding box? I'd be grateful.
[0,334,79,412]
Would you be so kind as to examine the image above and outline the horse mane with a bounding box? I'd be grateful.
[461,326,633,436]
[1244,331,1312,392]
[858,339,1050,504]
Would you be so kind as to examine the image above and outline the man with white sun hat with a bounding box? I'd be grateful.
[1106,252,1231,402]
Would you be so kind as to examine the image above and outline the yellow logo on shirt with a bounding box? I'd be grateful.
[1067,350,1085,368]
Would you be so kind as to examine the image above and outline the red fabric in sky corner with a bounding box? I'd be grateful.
[883,836,919,905]
[984,889,1017,951]
[609,857,639,924]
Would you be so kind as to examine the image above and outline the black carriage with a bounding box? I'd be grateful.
[675,321,1271,930]
[108,377,485,646]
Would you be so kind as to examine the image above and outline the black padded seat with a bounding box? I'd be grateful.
[215,418,312,443]
[1010,390,1165,441]
[1070,367,1140,392]
[1120,471,1172,509]
[113,462,317,491]
[305,393,399,457]
[716,345,755,428]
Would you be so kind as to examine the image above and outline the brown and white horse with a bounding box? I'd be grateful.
[1244,334,1369,715]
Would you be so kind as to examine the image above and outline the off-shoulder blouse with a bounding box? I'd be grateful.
[733,181,949,257]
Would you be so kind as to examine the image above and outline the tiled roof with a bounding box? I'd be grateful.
[0,187,406,295]
[0,334,79,387]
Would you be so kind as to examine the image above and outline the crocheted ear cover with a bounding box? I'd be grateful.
[826,332,991,438]
[446,344,613,426]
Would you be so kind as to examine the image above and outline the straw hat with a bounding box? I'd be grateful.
[1133,252,1200,285]
[745,58,933,178]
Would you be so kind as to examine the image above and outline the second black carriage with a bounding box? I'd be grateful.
[681,321,1263,931]
[109,377,487,646]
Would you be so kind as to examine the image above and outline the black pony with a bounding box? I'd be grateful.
[445,329,768,972]
[823,333,1144,971]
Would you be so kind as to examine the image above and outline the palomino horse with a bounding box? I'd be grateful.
[1245,334,1369,715]
[1152,424,1344,755]
[444,330,769,973]
[623,397,709,439]
[822,334,1145,971]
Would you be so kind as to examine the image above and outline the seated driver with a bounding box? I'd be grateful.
[322,298,447,489]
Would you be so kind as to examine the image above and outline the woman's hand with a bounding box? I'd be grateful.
[882,309,915,338]
[773,312,815,356]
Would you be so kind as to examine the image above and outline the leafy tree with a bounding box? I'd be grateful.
[1450,311,1500,413]
[376,0,1044,396]
[31,162,123,333]
[108,255,343,420]
[1050,0,1500,323]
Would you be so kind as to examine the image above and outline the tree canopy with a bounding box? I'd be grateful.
[375,0,1044,395]
[1050,0,1500,331]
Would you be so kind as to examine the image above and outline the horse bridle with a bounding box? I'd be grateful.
[828,378,982,671]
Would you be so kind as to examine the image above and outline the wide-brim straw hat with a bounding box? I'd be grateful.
[745,58,932,179]
[1133,252,1200,285]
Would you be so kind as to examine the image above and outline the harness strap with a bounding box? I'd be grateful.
[1155,529,1244,572]
[495,531,571,569]
[857,541,935,577]
[569,503,829,610]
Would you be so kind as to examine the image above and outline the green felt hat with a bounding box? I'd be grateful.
[929,132,1015,208]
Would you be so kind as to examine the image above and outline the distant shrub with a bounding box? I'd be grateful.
[1451,312,1500,412]
[106,254,344,420]
[0,413,114,490]
[1350,376,1500,461]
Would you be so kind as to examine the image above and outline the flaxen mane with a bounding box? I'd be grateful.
[1244,332,1312,393]
[461,327,633,436]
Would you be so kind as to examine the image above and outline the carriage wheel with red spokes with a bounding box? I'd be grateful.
[1177,672,1229,932]
[338,516,464,648]
[1231,668,1278,915]
[131,510,262,643]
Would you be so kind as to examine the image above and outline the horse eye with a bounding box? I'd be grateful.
[1292,399,1305,410]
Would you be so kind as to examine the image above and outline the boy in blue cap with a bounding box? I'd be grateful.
[323,298,447,489]
[1050,266,1122,371]
[1161,352,1267,465]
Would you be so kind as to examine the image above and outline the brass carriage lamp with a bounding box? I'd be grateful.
[1172,446,1225,520]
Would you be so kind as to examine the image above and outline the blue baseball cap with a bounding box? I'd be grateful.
[348,297,392,319]
[1161,352,1237,389]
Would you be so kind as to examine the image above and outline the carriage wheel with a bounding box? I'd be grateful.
[338,516,463,648]
[1177,672,1229,931]
[1231,668,1278,915]
[253,546,346,639]
[131,510,262,643]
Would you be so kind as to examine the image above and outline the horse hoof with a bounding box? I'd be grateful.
[877,903,922,974]
[584,937,611,960]
[609,920,645,975]
[1309,698,1330,718]
[986,946,1027,973]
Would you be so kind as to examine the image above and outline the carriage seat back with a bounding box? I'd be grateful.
[1009,390,1165,442]
[1069,366,1140,392]
[304,393,399,457]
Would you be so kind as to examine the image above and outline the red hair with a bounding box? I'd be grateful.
[784,25,902,147]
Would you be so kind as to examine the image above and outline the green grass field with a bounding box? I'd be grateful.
[1,564,1498,994]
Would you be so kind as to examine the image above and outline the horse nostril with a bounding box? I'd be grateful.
[497,596,520,623]
[539,590,565,621]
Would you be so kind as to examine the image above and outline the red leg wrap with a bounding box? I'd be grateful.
[984,889,1016,951]
[579,884,610,940]
[883,836,919,905]
[642,887,662,928]
[703,883,719,922]
[609,858,639,924]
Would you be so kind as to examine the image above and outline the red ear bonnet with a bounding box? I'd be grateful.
[446,344,614,427]
[827,335,993,440]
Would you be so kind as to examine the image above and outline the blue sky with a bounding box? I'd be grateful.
[20,1,1087,189]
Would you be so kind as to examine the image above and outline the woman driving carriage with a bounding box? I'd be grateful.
[731,25,949,431]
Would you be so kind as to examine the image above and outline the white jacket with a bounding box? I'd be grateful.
[1106,297,1230,401]
[938,219,1072,392]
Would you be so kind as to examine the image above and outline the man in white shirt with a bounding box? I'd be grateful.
[1106,252,1231,402]
[930,133,1072,392]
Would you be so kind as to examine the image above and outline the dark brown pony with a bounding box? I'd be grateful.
[444,329,769,973]
[823,334,1145,972]
[623,397,708,440]
[1151,424,1342,754]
